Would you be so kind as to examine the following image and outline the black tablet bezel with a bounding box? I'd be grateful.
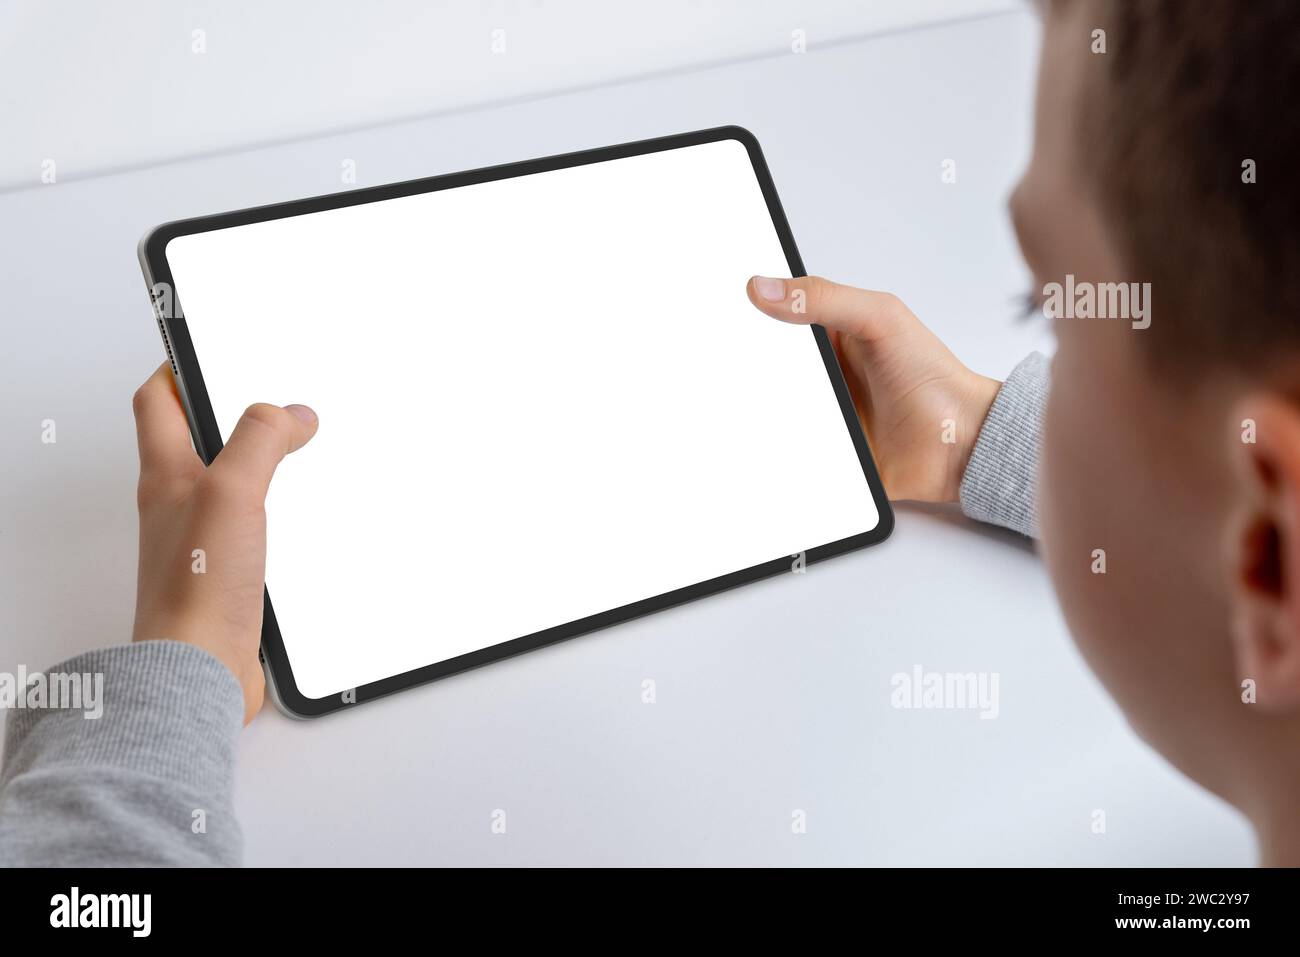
[139,125,894,718]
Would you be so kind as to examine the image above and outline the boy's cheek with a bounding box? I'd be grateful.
[1037,345,1177,708]
[1037,337,1243,788]
[1037,367,1124,666]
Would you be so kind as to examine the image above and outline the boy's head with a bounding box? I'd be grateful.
[1011,0,1300,854]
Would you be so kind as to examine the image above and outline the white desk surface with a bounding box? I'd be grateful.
[0,10,1253,865]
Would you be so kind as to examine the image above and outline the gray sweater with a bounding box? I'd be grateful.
[0,352,1049,867]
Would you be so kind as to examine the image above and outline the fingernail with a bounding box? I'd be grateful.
[284,404,317,425]
[753,276,786,302]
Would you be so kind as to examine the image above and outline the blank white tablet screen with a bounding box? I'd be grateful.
[165,137,879,700]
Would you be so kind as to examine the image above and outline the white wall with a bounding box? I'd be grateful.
[1,0,1015,191]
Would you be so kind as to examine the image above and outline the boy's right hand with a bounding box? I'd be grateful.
[747,276,999,504]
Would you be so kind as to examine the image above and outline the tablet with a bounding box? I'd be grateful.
[139,126,892,718]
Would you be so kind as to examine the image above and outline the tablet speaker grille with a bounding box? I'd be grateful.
[152,300,178,376]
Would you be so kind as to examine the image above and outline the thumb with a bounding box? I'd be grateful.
[209,403,319,499]
[747,275,913,343]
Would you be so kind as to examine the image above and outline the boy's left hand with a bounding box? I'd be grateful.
[130,362,317,724]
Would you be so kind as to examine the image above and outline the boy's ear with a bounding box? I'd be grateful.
[1226,393,1300,711]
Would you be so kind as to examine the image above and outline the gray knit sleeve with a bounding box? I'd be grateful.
[0,640,245,867]
[958,352,1050,538]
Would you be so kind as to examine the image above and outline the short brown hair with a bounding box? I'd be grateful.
[1083,0,1300,369]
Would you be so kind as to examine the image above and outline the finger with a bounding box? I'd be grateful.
[209,403,318,499]
[747,275,912,343]
[133,362,202,481]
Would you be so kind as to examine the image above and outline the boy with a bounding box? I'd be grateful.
[3,0,1296,864]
